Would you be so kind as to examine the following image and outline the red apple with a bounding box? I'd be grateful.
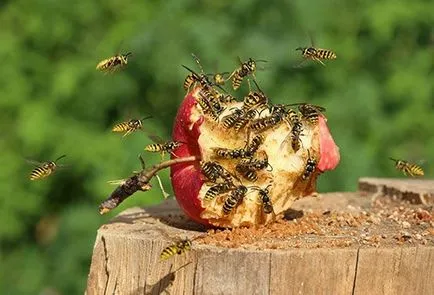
[170,86,340,227]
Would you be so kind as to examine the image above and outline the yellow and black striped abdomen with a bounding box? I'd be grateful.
[396,161,424,177]
[160,240,192,260]
[183,74,196,91]
[144,143,164,152]
[30,166,53,180]
[316,49,337,60]
[232,69,244,90]
[112,122,130,133]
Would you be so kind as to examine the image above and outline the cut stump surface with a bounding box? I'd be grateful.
[87,178,434,295]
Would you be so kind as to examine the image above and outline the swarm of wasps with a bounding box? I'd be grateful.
[26,38,426,263]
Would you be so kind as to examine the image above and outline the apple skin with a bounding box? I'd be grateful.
[170,87,340,226]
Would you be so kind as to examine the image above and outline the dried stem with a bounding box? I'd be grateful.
[99,156,199,214]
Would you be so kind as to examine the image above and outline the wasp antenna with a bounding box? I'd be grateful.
[256,59,268,63]
[181,64,198,75]
[249,185,261,191]
[295,47,303,51]
[266,163,274,172]
[252,79,263,93]
[237,56,243,65]
[191,53,204,73]
[388,157,398,162]
[55,155,67,163]
[141,115,153,121]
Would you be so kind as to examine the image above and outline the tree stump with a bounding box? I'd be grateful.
[86,178,434,295]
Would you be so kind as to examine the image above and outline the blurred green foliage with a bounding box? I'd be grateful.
[0,0,433,293]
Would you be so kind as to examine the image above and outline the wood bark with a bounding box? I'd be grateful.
[87,180,434,295]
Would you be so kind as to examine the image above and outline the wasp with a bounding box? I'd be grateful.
[242,80,269,112]
[196,88,224,121]
[221,108,246,129]
[295,33,336,67]
[112,116,152,137]
[159,230,206,261]
[236,168,258,182]
[96,52,132,73]
[246,135,264,155]
[280,109,303,152]
[237,156,273,172]
[200,161,234,184]
[144,135,185,159]
[250,115,281,133]
[160,239,192,260]
[389,158,424,177]
[27,155,67,180]
[213,147,253,159]
[251,185,274,214]
[216,93,237,105]
[302,151,317,180]
[233,109,258,131]
[204,182,234,201]
[183,54,225,95]
[296,47,336,67]
[250,106,287,133]
[287,103,326,125]
[222,185,248,215]
[228,57,267,90]
[183,65,213,92]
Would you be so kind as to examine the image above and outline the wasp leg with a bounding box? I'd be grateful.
[122,129,133,137]
[314,57,326,67]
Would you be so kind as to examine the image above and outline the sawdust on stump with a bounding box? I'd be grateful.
[194,193,433,249]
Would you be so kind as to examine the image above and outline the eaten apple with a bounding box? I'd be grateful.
[170,86,340,228]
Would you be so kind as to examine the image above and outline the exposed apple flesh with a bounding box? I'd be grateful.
[171,86,340,228]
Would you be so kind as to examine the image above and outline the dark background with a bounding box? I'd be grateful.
[0,0,433,294]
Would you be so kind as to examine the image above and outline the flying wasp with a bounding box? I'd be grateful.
[96,52,132,74]
[302,150,317,180]
[159,231,206,261]
[160,239,192,260]
[144,135,185,159]
[112,116,152,137]
[389,158,424,177]
[27,155,67,181]
[295,34,336,67]
[222,185,248,215]
[227,57,267,90]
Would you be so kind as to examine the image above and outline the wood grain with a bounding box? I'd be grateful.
[358,177,434,205]
[87,184,434,295]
